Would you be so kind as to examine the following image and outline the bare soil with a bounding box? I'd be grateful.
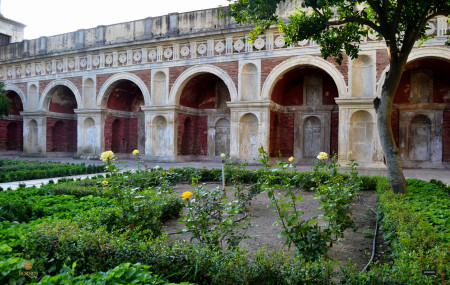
[164,183,379,270]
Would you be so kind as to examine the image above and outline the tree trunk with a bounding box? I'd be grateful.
[375,58,407,195]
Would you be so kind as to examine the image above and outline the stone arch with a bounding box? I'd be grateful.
[83,118,97,154]
[39,79,81,111]
[215,118,230,156]
[83,78,96,108]
[351,55,374,98]
[261,55,347,100]
[349,111,374,165]
[152,71,168,105]
[169,65,238,105]
[239,113,259,159]
[303,116,322,158]
[409,114,432,161]
[3,84,27,111]
[152,115,169,156]
[97,72,150,107]
[27,120,39,153]
[376,47,450,97]
[240,63,259,101]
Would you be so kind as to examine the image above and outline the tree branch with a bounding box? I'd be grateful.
[329,16,383,35]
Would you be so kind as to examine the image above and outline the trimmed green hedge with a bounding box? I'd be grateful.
[0,159,104,183]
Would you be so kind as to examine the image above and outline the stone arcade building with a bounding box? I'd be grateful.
[0,4,449,168]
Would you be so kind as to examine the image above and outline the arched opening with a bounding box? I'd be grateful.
[153,72,167,105]
[83,118,96,154]
[351,55,374,98]
[27,120,39,153]
[409,115,432,162]
[152,116,169,156]
[303,116,322,158]
[392,57,450,167]
[239,113,259,159]
[350,111,374,165]
[241,63,258,101]
[215,118,230,156]
[46,85,78,154]
[104,80,144,155]
[0,91,23,152]
[177,73,231,158]
[83,78,95,108]
[270,65,339,161]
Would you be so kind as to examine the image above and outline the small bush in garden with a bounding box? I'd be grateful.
[180,176,253,250]
[311,151,359,243]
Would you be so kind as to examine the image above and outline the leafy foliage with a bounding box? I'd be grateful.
[0,82,11,119]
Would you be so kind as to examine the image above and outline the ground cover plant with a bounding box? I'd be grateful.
[0,149,448,284]
[0,159,104,183]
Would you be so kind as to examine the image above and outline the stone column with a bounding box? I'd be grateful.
[74,109,107,158]
[141,105,177,162]
[21,111,47,157]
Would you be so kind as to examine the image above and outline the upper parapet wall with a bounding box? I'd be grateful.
[0,1,303,62]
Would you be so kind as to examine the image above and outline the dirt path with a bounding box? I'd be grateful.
[164,183,378,270]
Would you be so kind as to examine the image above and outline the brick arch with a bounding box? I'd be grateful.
[39,80,81,111]
[169,65,238,105]
[3,84,27,111]
[261,55,347,100]
[97,72,150,107]
[376,47,450,97]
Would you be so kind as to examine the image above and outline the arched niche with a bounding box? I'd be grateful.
[351,55,374,98]
[215,118,230,156]
[28,84,38,111]
[83,118,97,154]
[303,116,322,158]
[83,78,95,108]
[27,120,39,153]
[409,114,431,161]
[239,113,259,159]
[304,75,323,106]
[152,116,169,156]
[240,63,258,101]
[153,71,168,105]
[349,111,374,164]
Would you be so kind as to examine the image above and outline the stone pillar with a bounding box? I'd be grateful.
[141,106,177,162]
[335,98,385,168]
[74,109,107,158]
[21,111,47,156]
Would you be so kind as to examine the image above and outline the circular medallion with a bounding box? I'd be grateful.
[215,42,225,53]
[180,46,190,57]
[16,67,22,76]
[254,38,265,50]
[36,64,42,73]
[274,36,285,48]
[26,65,31,75]
[80,58,87,68]
[46,63,52,72]
[148,49,157,60]
[164,48,173,59]
[92,56,100,67]
[119,53,127,64]
[68,60,75,69]
[7,68,13,77]
[133,51,142,62]
[197,43,207,55]
[105,55,113,65]
[234,39,245,52]
[57,61,63,71]
[367,29,379,40]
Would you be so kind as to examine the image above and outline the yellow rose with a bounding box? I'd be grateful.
[317,152,328,160]
[220,153,226,158]
[154,165,160,170]
[102,180,108,186]
[132,149,139,155]
[181,191,193,199]
[289,157,294,162]
[349,150,353,155]
[100,151,115,162]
